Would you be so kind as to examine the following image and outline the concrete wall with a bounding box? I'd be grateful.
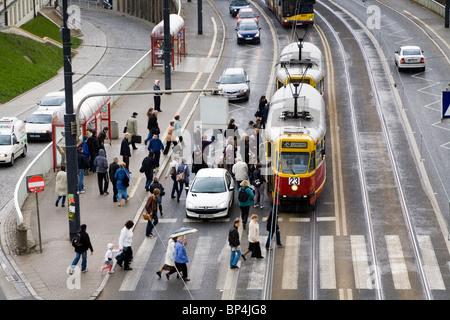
[114,0,181,24]
[412,0,446,17]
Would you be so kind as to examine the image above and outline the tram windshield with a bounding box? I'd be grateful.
[279,151,310,174]
[282,0,314,16]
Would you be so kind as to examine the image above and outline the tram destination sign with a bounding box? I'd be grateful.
[282,141,307,149]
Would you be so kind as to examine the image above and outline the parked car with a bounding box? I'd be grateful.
[394,45,425,72]
[229,0,250,17]
[216,67,250,101]
[185,168,235,219]
[236,19,261,44]
[236,8,259,24]
[25,110,54,141]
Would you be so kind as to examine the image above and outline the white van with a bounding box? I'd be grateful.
[25,110,54,141]
[0,117,28,166]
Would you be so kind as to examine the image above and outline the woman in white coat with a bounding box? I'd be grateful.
[117,220,134,270]
[242,214,264,259]
[55,166,68,207]
[156,236,177,280]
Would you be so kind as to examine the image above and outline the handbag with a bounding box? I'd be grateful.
[176,166,185,183]
[123,126,127,133]
[132,135,142,144]
[142,212,152,221]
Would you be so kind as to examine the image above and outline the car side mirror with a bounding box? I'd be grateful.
[259,27,261,30]
[235,28,238,31]
[395,51,398,54]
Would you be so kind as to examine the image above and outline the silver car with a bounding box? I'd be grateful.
[394,45,425,72]
[216,67,250,101]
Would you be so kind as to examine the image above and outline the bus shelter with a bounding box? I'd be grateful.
[51,82,111,168]
[151,14,186,68]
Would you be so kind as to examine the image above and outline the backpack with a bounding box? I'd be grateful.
[238,187,248,202]
[72,232,83,248]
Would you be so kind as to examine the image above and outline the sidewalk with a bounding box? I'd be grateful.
[0,0,224,300]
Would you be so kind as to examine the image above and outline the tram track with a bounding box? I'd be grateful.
[316,0,433,299]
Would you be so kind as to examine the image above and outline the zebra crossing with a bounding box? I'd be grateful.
[117,219,447,298]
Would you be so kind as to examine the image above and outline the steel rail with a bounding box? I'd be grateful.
[325,0,433,300]
[314,6,384,300]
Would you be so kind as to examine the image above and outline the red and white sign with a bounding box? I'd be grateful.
[27,175,45,193]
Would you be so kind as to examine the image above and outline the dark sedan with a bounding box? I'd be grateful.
[236,19,261,44]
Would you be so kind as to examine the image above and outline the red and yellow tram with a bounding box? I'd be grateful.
[265,83,326,210]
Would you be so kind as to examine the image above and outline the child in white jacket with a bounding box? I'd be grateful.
[101,243,120,274]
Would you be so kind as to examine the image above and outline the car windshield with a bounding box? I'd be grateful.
[191,177,227,193]
[239,12,255,18]
[279,152,310,174]
[41,96,65,106]
[27,114,52,124]
[403,49,421,55]
[0,135,11,145]
[231,0,249,5]
[220,73,246,84]
[238,21,258,30]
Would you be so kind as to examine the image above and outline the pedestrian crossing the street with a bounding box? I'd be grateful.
[117,223,447,298]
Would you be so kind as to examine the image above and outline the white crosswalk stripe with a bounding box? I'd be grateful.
[282,236,301,290]
[417,235,446,290]
[184,236,213,290]
[319,235,336,289]
[119,237,157,291]
[350,235,373,289]
[385,235,411,290]
[247,236,267,290]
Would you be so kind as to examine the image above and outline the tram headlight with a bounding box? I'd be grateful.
[291,185,298,192]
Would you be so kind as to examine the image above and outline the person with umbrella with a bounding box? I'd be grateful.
[170,227,197,282]
[174,235,190,281]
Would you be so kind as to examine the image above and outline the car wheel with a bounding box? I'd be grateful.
[10,154,14,167]
[21,145,27,158]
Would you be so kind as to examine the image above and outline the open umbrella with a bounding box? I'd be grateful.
[170,227,198,239]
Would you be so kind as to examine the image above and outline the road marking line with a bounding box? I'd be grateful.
[247,236,267,290]
[119,237,157,291]
[417,235,446,290]
[184,236,212,290]
[385,235,411,290]
[319,235,336,289]
[281,236,300,290]
[351,235,372,289]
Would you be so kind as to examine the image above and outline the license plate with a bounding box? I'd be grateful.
[30,135,40,138]
[198,214,210,219]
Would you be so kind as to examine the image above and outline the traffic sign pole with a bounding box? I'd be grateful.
[26,175,45,253]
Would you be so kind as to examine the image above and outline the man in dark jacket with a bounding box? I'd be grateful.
[228,219,242,269]
[94,149,109,195]
[77,146,88,194]
[120,133,132,172]
[69,224,94,274]
[147,111,160,137]
[87,130,100,173]
[109,157,120,203]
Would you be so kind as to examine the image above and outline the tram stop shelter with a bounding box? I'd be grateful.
[151,14,186,68]
[51,82,111,168]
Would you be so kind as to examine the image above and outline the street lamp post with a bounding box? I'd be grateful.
[61,0,81,240]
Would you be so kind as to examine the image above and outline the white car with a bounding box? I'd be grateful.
[25,110,54,141]
[185,168,235,219]
[216,67,250,101]
[37,91,65,110]
[394,46,425,72]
